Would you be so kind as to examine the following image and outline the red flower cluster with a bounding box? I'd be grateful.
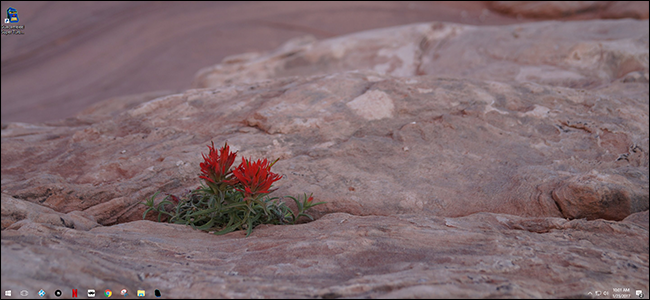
[231,157,283,199]
[199,141,237,185]
[144,141,322,236]
[200,142,283,200]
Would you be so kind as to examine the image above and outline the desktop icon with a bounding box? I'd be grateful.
[72,289,78,298]
[137,290,145,297]
[6,7,18,23]
[120,289,128,296]
[105,290,112,297]
[637,290,644,298]
[4,290,10,297]
[55,290,62,297]
[20,290,28,297]
[87,289,96,297]
[38,290,45,297]
[155,289,161,297]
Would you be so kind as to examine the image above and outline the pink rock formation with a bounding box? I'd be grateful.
[194,19,648,90]
[1,18,648,298]
[488,1,650,19]
[1,1,528,125]
[2,196,648,298]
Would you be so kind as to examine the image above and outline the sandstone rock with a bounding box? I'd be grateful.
[1,19,648,298]
[488,1,611,18]
[1,207,647,298]
[488,1,650,20]
[2,70,647,224]
[2,1,530,125]
[193,19,648,90]
[1,193,99,231]
[601,1,650,19]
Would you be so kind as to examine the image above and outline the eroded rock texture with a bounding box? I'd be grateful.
[2,19,648,298]
[487,1,650,20]
[2,205,648,298]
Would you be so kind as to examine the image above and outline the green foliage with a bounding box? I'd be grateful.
[142,187,321,237]
[141,142,324,236]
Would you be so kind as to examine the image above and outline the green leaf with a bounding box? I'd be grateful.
[246,217,254,237]
[148,191,160,204]
[194,217,216,230]
[221,202,248,210]
[158,200,174,207]
[142,207,154,220]
[268,157,280,168]
[298,213,314,221]
[304,201,326,210]
[208,194,217,208]
[214,218,245,235]
[287,196,303,212]
[245,213,263,236]
[185,207,219,218]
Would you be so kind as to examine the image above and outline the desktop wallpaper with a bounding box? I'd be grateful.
[1,1,648,299]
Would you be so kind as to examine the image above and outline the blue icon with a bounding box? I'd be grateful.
[38,289,45,297]
[6,7,18,23]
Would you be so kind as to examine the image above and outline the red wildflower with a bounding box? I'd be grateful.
[199,142,238,185]
[231,157,283,199]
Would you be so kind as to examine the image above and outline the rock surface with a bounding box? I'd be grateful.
[2,199,648,298]
[488,1,650,20]
[4,2,648,125]
[2,18,649,298]
[194,19,649,90]
[1,1,531,125]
